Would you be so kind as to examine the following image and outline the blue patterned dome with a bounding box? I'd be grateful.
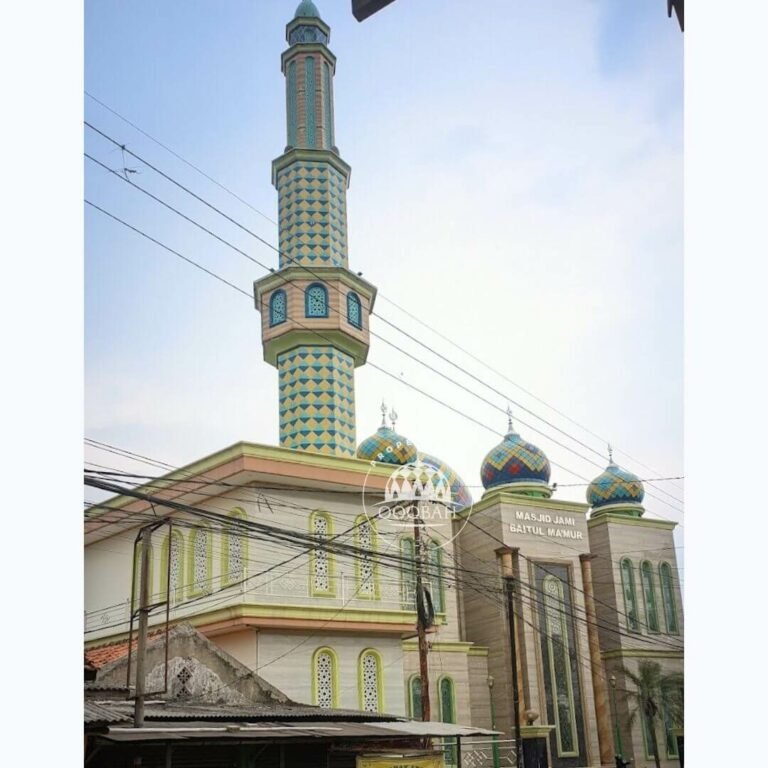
[357,425,417,465]
[418,452,473,510]
[481,415,551,491]
[587,460,644,511]
[294,0,321,18]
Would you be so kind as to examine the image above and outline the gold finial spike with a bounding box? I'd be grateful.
[506,404,514,433]
[389,407,398,431]
[380,400,388,427]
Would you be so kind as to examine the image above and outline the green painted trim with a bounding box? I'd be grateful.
[281,42,335,74]
[520,725,556,739]
[263,330,369,367]
[285,15,332,41]
[187,524,214,599]
[601,649,683,660]
[309,510,337,597]
[358,648,385,713]
[221,508,249,587]
[159,529,185,604]
[587,514,677,531]
[272,147,350,187]
[355,515,381,600]
[311,646,340,709]
[467,647,490,657]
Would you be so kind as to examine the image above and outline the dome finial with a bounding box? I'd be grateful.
[506,404,514,434]
[380,400,388,427]
[607,443,614,464]
[389,406,398,431]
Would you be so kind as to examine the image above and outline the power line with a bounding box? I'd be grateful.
[83,97,681,495]
[84,121,683,512]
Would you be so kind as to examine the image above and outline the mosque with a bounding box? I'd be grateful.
[84,3,683,767]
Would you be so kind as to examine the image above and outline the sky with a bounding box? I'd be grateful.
[84,0,683,544]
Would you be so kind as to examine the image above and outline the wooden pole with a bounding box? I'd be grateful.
[499,550,522,768]
[413,503,431,722]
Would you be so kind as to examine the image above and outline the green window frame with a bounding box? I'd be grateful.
[287,60,297,146]
[542,575,579,757]
[439,676,458,767]
[407,674,422,720]
[659,562,679,634]
[309,510,336,597]
[426,538,445,613]
[311,646,339,709]
[640,560,660,632]
[358,649,384,713]
[355,515,379,599]
[305,56,316,147]
[222,508,248,586]
[620,558,640,631]
[160,529,184,604]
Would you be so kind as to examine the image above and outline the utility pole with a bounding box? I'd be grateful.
[134,525,153,728]
[413,502,431,722]
[498,549,522,768]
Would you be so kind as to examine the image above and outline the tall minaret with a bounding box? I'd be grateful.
[254,1,376,457]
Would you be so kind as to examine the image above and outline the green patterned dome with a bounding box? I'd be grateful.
[294,0,321,18]
[356,406,417,465]
[587,459,645,512]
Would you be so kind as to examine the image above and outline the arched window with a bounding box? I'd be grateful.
[407,675,423,720]
[659,562,679,633]
[305,283,328,317]
[355,516,378,598]
[543,575,579,757]
[640,561,660,632]
[439,676,458,767]
[426,539,444,613]
[358,649,383,713]
[305,56,316,148]
[286,60,297,146]
[160,529,184,604]
[400,537,416,609]
[347,291,362,329]
[309,511,335,596]
[620,558,639,631]
[312,647,339,709]
[269,289,287,326]
[222,508,248,586]
[188,525,212,597]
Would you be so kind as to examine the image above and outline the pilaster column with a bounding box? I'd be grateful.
[579,553,614,766]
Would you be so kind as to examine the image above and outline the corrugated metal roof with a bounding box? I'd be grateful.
[85,701,132,725]
[101,720,497,742]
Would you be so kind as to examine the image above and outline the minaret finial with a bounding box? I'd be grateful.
[380,400,388,427]
[608,443,614,464]
[506,404,514,433]
[389,407,398,431]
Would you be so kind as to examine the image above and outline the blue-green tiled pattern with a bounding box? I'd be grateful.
[480,430,551,489]
[587,463,645,509]
[278,346,356,455]
[277,161,348,267]
[287,60,298,147]
[356,426,417,465]
[323,60,334,149]
[305,57,316,148]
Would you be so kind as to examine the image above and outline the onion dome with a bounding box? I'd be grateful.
[294,0,321,18]
[587,446,645,516]
[480,409,551,495]
[356,404,417,465]
[418,452,473,510]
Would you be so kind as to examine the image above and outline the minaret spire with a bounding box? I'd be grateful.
[253,4,377,457]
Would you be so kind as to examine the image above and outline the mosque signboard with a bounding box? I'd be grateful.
[502,505,590,550]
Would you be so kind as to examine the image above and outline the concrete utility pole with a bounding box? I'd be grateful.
[413,504,431,722]
[134,525,153,728]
